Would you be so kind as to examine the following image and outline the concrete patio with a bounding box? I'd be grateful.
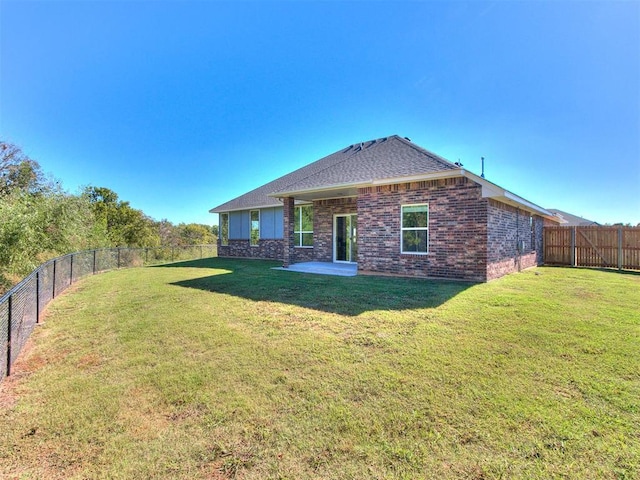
[272,262,357,277]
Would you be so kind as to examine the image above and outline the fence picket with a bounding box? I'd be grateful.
[544,226,640,271]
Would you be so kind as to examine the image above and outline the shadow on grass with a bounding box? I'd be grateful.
[158,257,474,316]
[543,264,640,277]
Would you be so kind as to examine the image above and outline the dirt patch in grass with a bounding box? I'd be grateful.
[0,337,43,410]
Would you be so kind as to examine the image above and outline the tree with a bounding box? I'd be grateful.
[0,141,50,198]
[178,223,216,245]
[156,219,182,246]
[83,186,160,247]
[0,191,109,292]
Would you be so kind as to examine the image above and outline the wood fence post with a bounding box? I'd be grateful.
[618,227,623,271]
[571,227,576,267]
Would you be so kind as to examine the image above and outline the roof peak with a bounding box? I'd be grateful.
[210,135,457,213]
[344,135,392,153]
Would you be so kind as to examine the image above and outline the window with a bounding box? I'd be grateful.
[220,213,229,246]
[294,205,313,247]
[401,204,428,253]
[250,210,260,246]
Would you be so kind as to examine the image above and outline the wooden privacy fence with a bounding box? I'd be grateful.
[544,226,640,270]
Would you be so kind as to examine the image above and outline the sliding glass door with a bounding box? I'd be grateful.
[334,214,357,263]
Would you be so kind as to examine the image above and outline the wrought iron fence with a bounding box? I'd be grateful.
[0,245,217,382]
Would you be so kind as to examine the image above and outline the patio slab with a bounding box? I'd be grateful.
[272,262,357,277]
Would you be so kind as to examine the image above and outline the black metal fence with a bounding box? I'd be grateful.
[0,245,217,382]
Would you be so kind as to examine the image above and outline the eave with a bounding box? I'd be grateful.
[267,168,560,222]
[459,170,559,221]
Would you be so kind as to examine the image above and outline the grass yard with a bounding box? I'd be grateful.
[0,258,638,479]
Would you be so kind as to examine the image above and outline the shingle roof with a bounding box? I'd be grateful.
[547,209,599,226]
[210,135,458,212]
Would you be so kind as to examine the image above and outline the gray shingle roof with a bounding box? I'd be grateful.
[547,209,599,226]
[210,135,458,213]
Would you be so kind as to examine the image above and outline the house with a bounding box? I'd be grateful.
[210,135,559,282]
[546,209,599,227]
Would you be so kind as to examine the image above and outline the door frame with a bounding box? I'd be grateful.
[333,213,357,263]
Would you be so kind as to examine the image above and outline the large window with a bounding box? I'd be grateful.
[401,204,428,254]
[294,205,313,247]
[250,210,260,246]
[220,213,229,246]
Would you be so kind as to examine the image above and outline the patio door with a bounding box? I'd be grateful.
[334,214,357,263]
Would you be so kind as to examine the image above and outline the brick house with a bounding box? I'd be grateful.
[210,135,559,281]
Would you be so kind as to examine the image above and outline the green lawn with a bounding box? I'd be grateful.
[1,259,638,479]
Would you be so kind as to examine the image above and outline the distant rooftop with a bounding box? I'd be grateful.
[547,209,599,226]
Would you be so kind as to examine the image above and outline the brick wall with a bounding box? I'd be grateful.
[534,215,544,265]
[357,178,488,281]
[217,239,283,260]
[313,197,357,262]
[217,180,544,282]
[291,247,315,263]
[216,196,359,265]
[486,199,543,281]
[282,197,295,267]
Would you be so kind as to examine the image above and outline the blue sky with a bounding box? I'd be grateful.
[1,0,638,226]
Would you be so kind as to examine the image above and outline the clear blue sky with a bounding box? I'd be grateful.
[2,0,638,226]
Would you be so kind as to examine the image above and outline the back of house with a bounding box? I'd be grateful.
[211,135,559,282]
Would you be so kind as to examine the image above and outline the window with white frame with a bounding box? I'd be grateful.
[294,205,313,247]
[250,210,260,246]
[220,213,229,246]
[401,204,429,253]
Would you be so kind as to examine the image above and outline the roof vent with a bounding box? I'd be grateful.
[404,137,411,141]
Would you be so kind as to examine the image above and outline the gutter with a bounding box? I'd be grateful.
[209,203,283,214]
[225,167,560,223]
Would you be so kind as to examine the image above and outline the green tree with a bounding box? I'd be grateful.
[83,186,160,247]
[178,223,216,245]
[0,141,50,198]
[0,191,109,292]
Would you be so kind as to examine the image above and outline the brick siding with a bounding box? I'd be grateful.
[282,197,296,267]
[486,199,544,281]
[218,179,544,282]
[313,197,357,262]
[217,239,283,261]
[357,178,488,281]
